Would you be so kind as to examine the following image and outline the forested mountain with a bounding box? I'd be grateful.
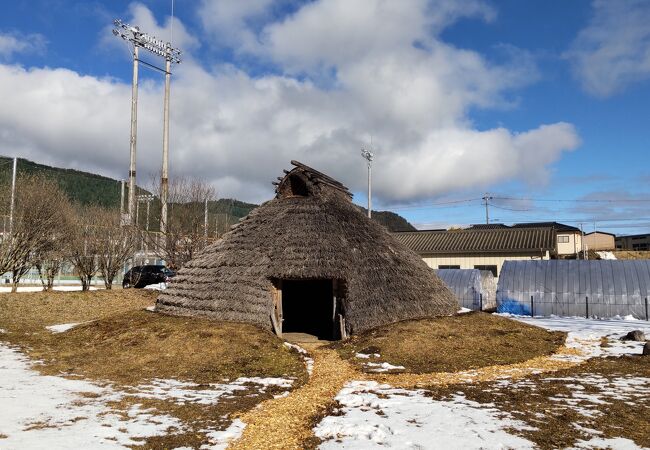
[0,156,416,232]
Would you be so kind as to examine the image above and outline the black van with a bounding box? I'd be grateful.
[122,265,175,288]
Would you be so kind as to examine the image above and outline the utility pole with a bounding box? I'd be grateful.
[204,198,209,242]
[8,157,17,237]
[120,179,125,217]
[482,193,493,224]
[361,144,374,218]
[113,19,181,229]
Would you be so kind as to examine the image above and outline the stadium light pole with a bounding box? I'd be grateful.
[112,19,181,229]
[361,145,374,219]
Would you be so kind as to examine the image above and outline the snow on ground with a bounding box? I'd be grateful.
[0,344,182,448]
[45,323,82,333]
[570,437,644,450]
[144,283,167,291]
[363,362,406,373]
[457,307,472,314]
[284,342,314,376]
[595,251,616,260]
[133,377,293,405]
[501,315,650,361]
[203,419,246,450]
[0,286,98,293]
[0,343,292,448]
[314,381,535,449]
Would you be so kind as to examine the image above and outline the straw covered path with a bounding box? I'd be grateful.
[230,342,357,449]
[229,340,586,449]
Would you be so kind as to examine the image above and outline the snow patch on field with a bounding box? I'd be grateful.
[0,286,98,293]
[45,323,81,333]
[202,418,246,449]
[284,342,314,376]
[314,381,535,449]
[570,437,644,449]
[0,344,182,448]
[499,315,650,361]
[144,283,167,291]
[363,362,405,373]
[132,377,293,406]
[0,344,293,447]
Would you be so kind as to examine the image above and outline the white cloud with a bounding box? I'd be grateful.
[0,32,46,59]
[566,0,650,97]
[0,1,580,205]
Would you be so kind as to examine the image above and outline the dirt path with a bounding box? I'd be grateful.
[229,342,357,450]
[229,341,585,449]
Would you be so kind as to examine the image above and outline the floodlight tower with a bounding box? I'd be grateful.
[112,19,181,229]
[361,144,374,219]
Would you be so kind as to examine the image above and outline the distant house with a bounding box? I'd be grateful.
[584,231,616,251]
[393,226,555,278]
[512,222,582,256]
[616,233,650,251]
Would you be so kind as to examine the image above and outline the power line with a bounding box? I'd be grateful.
[492,196,650,203]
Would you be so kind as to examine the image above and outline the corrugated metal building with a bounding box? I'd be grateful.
[496,260,650,319]
[394,227,555,278]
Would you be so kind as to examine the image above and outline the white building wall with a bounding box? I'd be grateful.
[557,232,582,256]
[422,253,549,278]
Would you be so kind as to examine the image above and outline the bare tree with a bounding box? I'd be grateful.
[95,209,138,289]
[145,175,216,269]
[68,206,103,291]
[0,175,73,291]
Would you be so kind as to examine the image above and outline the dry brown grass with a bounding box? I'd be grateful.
[613,250,650,260]
[0,290,305,385]
[0,289,155,333]
[333,312,565,373]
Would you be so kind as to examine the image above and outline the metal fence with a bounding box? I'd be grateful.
[496,260,650,319]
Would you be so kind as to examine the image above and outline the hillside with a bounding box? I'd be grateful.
[0,156,415,232]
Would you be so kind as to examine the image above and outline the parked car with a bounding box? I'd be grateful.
[122,265,176,289]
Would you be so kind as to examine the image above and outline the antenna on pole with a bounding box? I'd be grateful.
[361,139,374,219]
[112,17,182,232]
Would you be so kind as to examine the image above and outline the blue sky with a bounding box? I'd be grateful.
[1,0,649,234]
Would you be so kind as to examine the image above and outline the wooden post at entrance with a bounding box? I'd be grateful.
[270,281,283,337]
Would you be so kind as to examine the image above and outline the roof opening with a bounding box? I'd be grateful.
[279,173,309,198]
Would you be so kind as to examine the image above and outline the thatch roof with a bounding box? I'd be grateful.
[156,161,458,336]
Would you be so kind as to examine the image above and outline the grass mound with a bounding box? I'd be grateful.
[0,290,306,385]
[333,312,565,373]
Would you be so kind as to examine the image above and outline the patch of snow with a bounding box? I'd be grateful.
[202,418,246,450]
[363,362,406,373]
[284,342,314,376]
[498,315,650,361]
[0,328,6,334]
[0,286,98,293]
[314,381,535,449]
[133,377,293,405]
[595,251,616,260]
[0,344,183,448]
[458,307,472,314]
[354,353,380,359]
[45,323,81,333]
[570,437,643,449]
[145,305,156,312]
[144,283,167,291]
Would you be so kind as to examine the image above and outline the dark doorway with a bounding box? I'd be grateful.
[282,279,334,340]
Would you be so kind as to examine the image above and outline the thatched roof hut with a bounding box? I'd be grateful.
[156,161,458,339]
